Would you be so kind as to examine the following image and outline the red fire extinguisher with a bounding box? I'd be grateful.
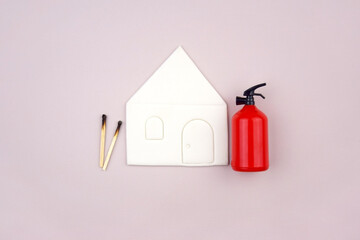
[231,83,269,172]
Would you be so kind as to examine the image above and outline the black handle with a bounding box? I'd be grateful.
[236,83,267,105]
[243,83,266,96]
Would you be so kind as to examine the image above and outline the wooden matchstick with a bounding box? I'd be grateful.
[99,114,106,168]
[102,121,122,170]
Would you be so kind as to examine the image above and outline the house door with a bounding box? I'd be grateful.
[182,119,214,164]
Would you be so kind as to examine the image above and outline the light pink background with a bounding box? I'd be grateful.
[1,0,360,239]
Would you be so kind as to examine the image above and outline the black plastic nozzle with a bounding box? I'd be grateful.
[236,83,266,105]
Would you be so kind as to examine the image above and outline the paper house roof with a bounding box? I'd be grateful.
[127,46,225,105]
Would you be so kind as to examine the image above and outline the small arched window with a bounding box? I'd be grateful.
[145,116,164,140]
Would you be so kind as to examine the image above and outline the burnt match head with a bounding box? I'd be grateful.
[102,114,107,125]
[113,120,122,135]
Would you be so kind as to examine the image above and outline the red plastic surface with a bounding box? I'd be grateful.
[231,105,269,172]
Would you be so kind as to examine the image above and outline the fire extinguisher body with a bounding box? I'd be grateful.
[231,105,269,172]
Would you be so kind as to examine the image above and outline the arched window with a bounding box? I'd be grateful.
[145,116,164,140]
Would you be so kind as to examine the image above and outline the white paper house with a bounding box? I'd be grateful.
[126,46,228,166]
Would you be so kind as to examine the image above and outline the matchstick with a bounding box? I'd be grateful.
[102,121,122,170]
[99,114,106,168]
